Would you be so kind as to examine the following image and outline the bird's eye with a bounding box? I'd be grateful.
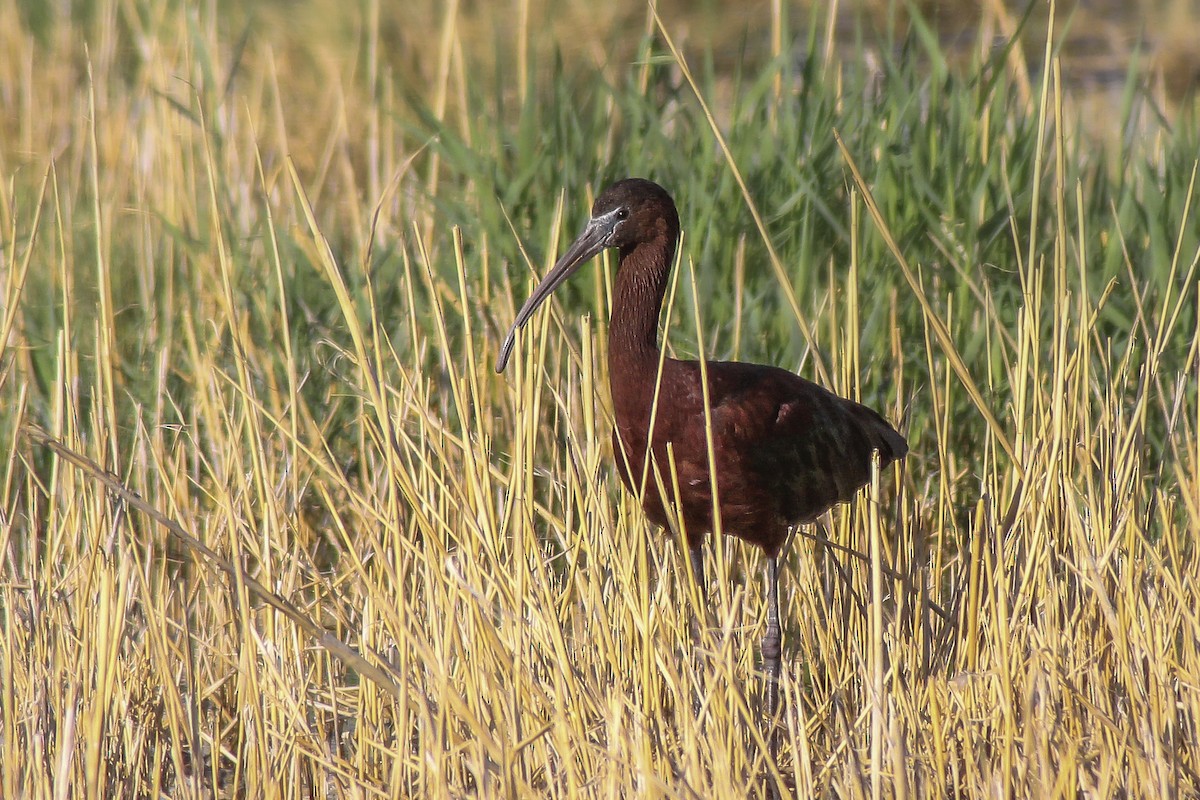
[615,207,629,221]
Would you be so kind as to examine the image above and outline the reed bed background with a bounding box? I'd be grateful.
[2,0,1200,797]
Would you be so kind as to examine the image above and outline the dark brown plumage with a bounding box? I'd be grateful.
[497,178,907,784]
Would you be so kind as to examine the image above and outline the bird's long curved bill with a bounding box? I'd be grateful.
[496,219,610,373]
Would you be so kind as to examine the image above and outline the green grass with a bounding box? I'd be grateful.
[2,0,1200,797]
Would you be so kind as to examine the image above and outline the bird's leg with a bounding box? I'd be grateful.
[683,536,707,637]
[686,539,707,714]
[688,539,706,605]
[763,554,783,798]
[763,554,782,718]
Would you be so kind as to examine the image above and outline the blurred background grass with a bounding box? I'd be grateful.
[2,0,1200,797]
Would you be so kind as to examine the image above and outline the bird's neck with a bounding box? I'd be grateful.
[608,238,674,409]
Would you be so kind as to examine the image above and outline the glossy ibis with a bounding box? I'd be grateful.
[496,178,907,763]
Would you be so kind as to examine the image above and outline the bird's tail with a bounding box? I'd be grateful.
[877,422,908,463]
[851,403,908,466]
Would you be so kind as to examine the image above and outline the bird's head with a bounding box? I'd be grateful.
[496,178,679,372]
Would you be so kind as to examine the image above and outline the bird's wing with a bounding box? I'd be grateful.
[701,362,906,523]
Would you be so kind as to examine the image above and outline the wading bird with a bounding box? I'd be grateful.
[496,178,907,782]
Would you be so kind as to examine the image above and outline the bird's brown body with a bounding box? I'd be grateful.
[609,357,907,557]
[497,178,906,795]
